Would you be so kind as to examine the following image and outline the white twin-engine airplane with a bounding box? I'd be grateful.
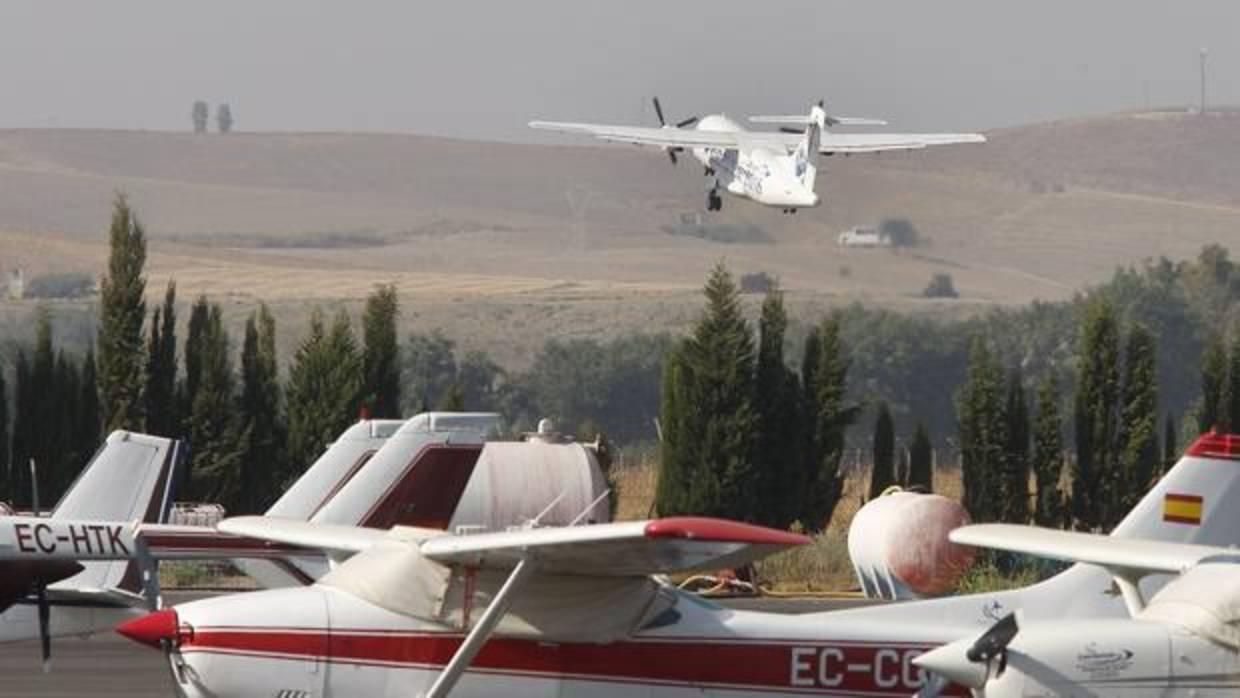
[110,430,1240,698]
[531,99,985,213]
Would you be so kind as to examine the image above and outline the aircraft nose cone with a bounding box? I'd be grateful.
[116,608,179,649]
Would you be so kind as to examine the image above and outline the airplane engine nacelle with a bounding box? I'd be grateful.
[847,490,974,599]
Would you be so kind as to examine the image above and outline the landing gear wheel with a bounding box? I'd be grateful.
[706,190,722,211]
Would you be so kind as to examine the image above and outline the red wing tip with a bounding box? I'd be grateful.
[1186,431,1240,461]
[643,517,812,546]
[116,608,179,649]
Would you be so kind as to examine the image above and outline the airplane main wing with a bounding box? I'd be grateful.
[418,516,810,575]
[950,523,1232,575]
[528,121,797,152]
[214,515,809,577]
[819,132,985,154]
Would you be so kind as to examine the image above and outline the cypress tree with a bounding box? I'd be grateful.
[800,317,855,531]
[361,284,401,418]
[1200,333,1226,433]
[869,402,896,500]
[1117,324,1159,520]
[655,263,758,520]
[1162,412,1177,473]
[0,365,7,499]
[181,295,211,433]
[1225,334,1240,434]
[97,194,147,432]
[237,305,285,511]
[286,309,363,474]
[51,349,80,499]
[1073,296,1121,531]
[188,304,243,506]
[957,336,1005,522]
[753,285,801,527]
[9,352,31,506]
[1001,369,1030,524]
[144,281,179,436]
[77,348,102,465]
[908,421,933,492]
[1032,374,1066,528]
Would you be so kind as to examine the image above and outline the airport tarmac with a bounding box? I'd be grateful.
[0,593,878,697]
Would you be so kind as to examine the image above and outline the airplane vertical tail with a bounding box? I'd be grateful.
[51,432,183,594]
[792,103,825,191]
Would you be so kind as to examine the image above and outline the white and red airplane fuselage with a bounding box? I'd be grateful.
[128,584,961,698]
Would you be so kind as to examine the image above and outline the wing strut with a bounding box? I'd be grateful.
[421,557,535,698]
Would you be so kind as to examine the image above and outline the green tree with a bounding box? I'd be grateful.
[1200,333,1227,432]
[869,402,896,500]
[1117,324,1160,519]
[1224,334,1240,433]
[1073,296,1121,530]
[361,284,401,418]
[1162,412,1177,473]
[217,103,234,133]
[286,309,363,473]
[1001,369,1030,523]
[237,305,285,510]
[191,100,208,133]
[187,304,243,506]
[957,336,1005,522]
[180,295,210,434]
[437,383,465,411]
[97,194,147,432]
[9,352,32,506]
[144,281,179,436]
[800,317,856,530]
[76,348,102,473]
[402,332,457,412]
[0,364,7,499]
[1032,374,1066,528]
[907,421,933,492]
[753,285,801,527]
[655,263,758,521]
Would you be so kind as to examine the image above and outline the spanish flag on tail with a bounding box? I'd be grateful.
[1164,493,1203,525]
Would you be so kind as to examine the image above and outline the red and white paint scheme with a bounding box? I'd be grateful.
[118,431,1240,698]
[531,99,984,213]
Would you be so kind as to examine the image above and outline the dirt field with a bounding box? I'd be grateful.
[1,109,1239,359]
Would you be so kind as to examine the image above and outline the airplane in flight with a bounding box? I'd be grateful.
[114,429,1240,698]
[531,99,985,213]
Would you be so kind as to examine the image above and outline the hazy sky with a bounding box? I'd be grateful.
[3,1,1237,141]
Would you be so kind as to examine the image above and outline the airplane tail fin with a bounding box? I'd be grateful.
[791,103,825,190]
[51,431,183,595]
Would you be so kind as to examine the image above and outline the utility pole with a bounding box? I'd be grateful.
[1200,47,1208,115]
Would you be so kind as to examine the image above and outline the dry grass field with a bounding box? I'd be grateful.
[2,108,1240,361]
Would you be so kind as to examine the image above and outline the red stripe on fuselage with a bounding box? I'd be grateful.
[181,629,962,696]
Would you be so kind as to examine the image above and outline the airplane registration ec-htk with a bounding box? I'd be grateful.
[531,99,985,213]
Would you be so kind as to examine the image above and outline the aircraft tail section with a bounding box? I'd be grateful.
[50,432,183,596]
[792,103,825,191]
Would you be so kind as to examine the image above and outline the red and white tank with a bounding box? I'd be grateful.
[847,489,975,599]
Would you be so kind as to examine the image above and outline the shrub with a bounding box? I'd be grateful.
[25,272,96,299]
[923,273,959,299]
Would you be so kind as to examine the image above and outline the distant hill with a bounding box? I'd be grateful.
[0,109,1238,362]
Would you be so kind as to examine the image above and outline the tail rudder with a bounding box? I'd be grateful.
[792,103,825,189]
[53,431,182,524]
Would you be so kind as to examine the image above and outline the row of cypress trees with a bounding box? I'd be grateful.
[656,264,856,532]
[2,196,403,513]
[957,295,1173,531]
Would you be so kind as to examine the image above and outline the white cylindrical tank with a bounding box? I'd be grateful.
[847,490,974,599]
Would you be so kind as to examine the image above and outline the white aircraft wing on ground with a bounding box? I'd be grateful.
[528,121,798,152]
[950,523,1233,575]
[214,515,810,577]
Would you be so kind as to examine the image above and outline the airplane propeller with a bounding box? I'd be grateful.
[651,97,698,165]
[913,612,1020,698]
[29,459,53,672]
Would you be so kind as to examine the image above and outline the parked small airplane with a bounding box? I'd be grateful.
[911,519,1240,696]
[115,430,1240,698]
[1,412,610,668]
[531,98,985,213]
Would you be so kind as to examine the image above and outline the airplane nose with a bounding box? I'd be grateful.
[116,608,180,649]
